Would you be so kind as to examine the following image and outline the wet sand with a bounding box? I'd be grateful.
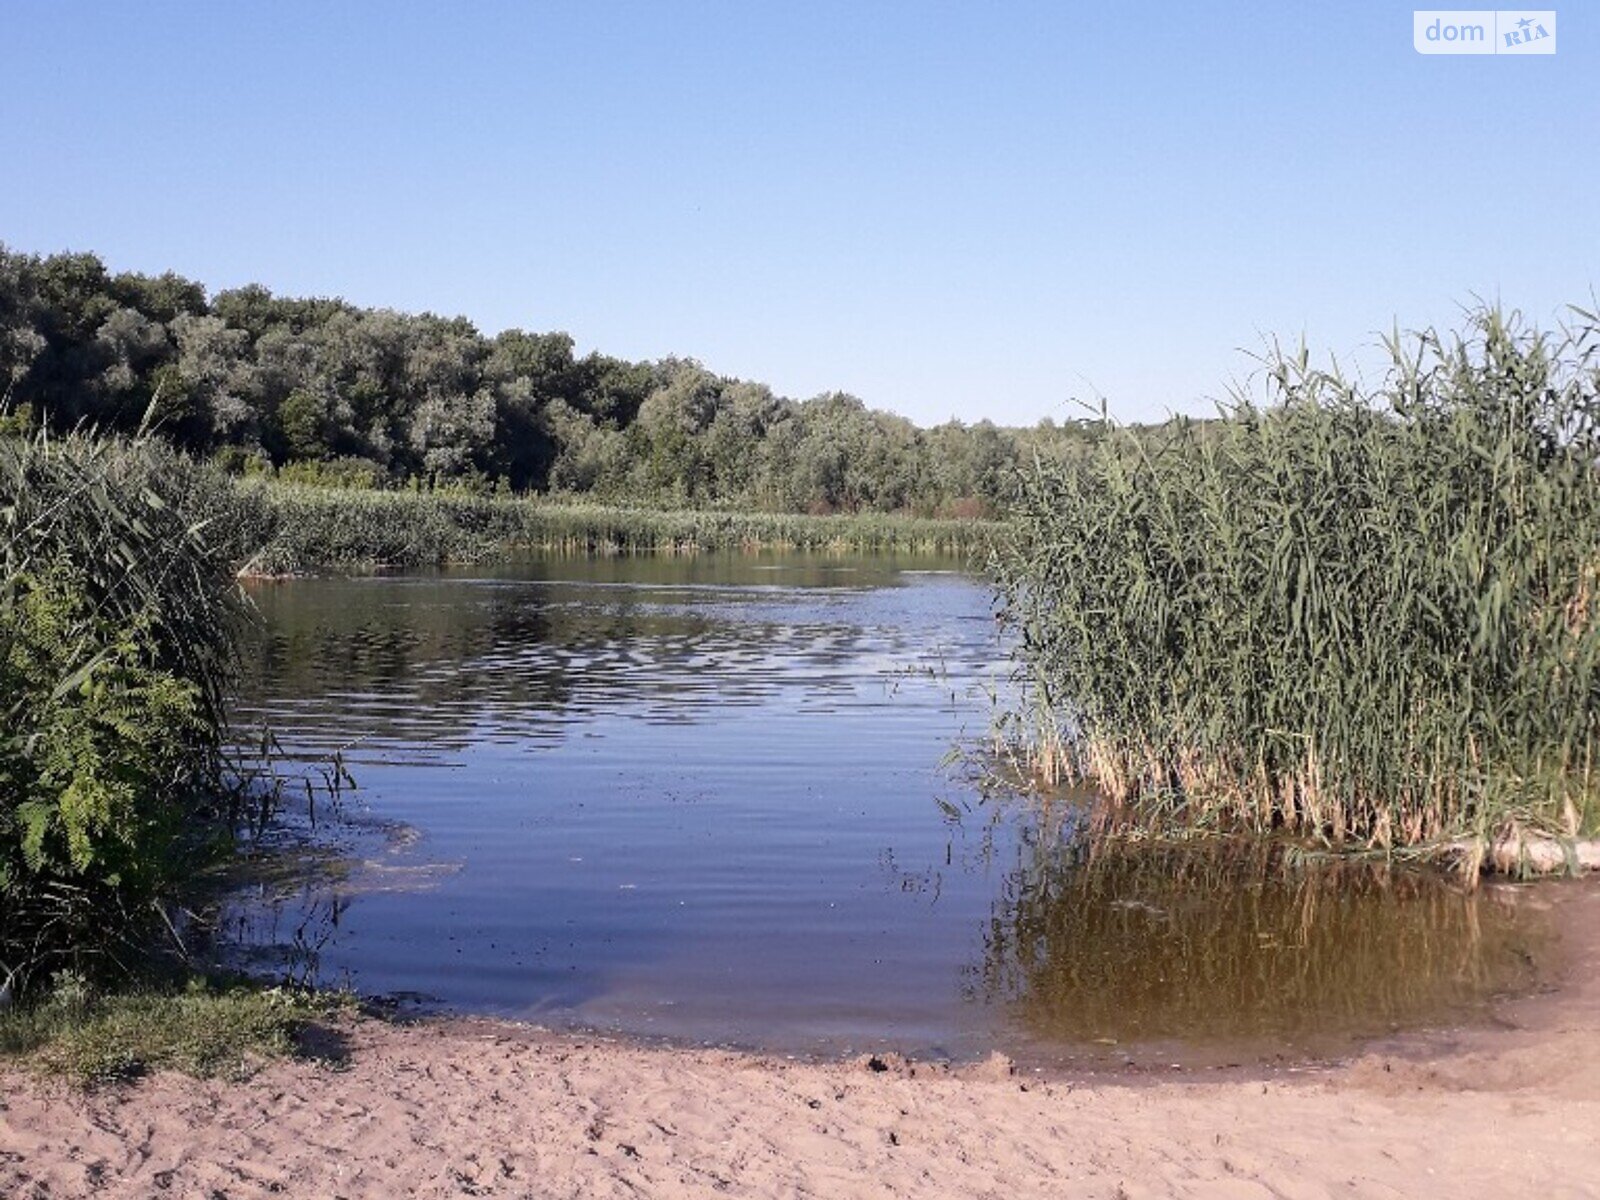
[3,880,1598,1199]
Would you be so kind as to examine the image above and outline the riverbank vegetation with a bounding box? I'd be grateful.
[0,432,357,1077]
[0,432,255,992]
[238,484,994,572]
[0,244,1104,516]
[995,306,1600,861]
[0,973,342,1083]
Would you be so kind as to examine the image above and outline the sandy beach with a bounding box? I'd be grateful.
[4,880,1597,1200]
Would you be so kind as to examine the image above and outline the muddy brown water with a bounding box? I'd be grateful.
[221,552,1559,1063]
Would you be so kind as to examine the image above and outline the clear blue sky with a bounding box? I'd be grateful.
[2,2,1594,425]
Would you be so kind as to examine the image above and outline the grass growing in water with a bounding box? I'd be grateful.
[237,484,997,573]
[995,305,1600,858]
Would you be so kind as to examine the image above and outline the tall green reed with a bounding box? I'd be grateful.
[238,485,994,572]
[994,305,1600,855]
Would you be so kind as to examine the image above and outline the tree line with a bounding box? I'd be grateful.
[0,244,1106,515]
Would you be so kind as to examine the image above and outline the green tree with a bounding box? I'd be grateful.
[277,388,332,460]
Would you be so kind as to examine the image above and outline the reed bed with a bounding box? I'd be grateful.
[238,484,996,572]
[994,306,1600,855]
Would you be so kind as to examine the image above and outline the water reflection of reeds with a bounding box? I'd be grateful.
[973,836,1552,1045]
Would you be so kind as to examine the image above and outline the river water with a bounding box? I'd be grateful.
[224,552,1556,1063]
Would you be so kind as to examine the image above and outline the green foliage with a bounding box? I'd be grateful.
[0,403,36,437]
[4,572,205,878]
[996,306,1600,852]
[275,387,332,460]
[275,455,386,490]
[1,432,245,985]
[0,242,1108,514]
[240,483,996,573]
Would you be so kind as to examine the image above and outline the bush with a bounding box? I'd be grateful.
[1,434,246,988]
[276,456,388,490]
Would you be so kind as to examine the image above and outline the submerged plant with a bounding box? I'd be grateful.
[995,305,1600,856]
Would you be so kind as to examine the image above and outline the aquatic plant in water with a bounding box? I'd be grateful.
[237,485,997,573]
[994,305,1600,861]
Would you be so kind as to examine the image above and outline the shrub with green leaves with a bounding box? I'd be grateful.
[996,306,1600,853]
[1,433,244,987]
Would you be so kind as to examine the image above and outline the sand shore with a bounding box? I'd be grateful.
[4,881,1598,1199]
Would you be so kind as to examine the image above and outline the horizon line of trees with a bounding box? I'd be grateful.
[0,244,1111,515]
